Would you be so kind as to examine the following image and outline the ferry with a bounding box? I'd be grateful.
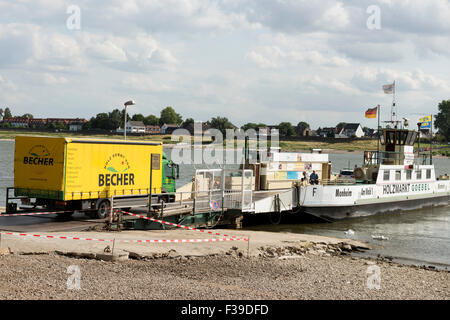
[299,126,450,221]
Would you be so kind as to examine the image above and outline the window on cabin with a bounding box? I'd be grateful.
[383,170,390,181]
[406,170,412,180]
[395,170,401,180]
[426,169,431,179]
[416,170,422,180]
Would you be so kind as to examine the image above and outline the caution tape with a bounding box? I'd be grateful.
[121,210,249,242]
[0,231,245,243]
[0,210,73,217]
[1,231,108,242]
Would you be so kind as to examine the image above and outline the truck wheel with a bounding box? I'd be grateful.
[95,200,111,219]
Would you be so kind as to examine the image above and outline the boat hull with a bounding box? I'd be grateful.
[301,194,450,221]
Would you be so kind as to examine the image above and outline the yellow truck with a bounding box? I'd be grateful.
[12,136,178,218]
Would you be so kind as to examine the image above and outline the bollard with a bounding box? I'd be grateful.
[247,236,250,259]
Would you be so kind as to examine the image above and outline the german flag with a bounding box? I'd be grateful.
[365,107,377,119]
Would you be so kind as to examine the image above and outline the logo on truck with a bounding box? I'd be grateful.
[23,145,54,166]
[99,153,135,187]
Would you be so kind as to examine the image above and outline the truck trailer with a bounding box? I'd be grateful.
[12,135,179,218]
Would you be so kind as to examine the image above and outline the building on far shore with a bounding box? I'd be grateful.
[2,117,30,128]
[161,123,181,134]
[116,121,146,134]
[146,125,161,134]
[336,123,364,138]
[316,127,338,138]
[1,117,87,130]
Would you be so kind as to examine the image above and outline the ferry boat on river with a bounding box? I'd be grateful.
[299,127,450,220]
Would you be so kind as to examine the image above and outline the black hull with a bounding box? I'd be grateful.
[302,195,450,221]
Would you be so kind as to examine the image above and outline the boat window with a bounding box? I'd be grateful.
[386,131,395,145]
[406,170,412,180]
[395,131,407,145]
[426,169,431,179]
[416,170,422,180]
[395,170,401,181]
[383,170,390,181]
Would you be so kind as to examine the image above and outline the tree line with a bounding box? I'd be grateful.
[1,100,449,141]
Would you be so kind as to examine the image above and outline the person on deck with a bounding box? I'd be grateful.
[301,171,309,186]
[309,171,319,185]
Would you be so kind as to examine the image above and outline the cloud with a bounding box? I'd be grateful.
[0,23,84,72]
[121,74,172,92]
[0,74,17,90]
[82,33,178,71]
[246,45,350,68]
[0,0,449,129]
[42,73,68,85]
[351,67,450,92]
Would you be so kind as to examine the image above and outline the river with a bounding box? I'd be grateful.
[1,140,449,268]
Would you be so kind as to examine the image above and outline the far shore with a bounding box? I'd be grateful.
[1,138,448,158]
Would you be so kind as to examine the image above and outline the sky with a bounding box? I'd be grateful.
[0,0,449,129]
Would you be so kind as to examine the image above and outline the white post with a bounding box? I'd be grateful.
[124,105,127,140]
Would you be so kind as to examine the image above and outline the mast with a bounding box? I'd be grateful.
[430,115,433,165]
[377,104,380,164]
[391,80,398,127]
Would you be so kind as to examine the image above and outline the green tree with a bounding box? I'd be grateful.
[83,117,95,130]
[278,122,295,136]
[144,114,159,125]
[4,107,12,118]
[241,123,266,131]
[435,99,450,141]
[110,109,126,130]
[336,122,346,132]
[160,106,182,125]
[131,114,145,122]
[91,113,110,130]
[296,121,310,136]
[209,117,235,135]
[22,113,34,119]
[48,121,67,130]
[181,118,195,133]
[296,121,310,129]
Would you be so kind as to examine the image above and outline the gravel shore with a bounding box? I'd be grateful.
[0,251,448,300]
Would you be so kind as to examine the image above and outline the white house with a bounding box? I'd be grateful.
[337,123,364,138]
[116,121,146,134]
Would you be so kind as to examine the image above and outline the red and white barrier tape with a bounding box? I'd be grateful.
[0,210,71,217]
[0,231,245,243]
[1,231,108,242]
[121,210,249,242]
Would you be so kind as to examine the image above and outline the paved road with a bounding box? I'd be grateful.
[0,211,105,232]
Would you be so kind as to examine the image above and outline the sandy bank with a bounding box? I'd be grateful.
[0,228,369,258]
[0,250,448,300]
[1,228,448,299]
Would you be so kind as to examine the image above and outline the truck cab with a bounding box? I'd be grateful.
[161,152,179,202]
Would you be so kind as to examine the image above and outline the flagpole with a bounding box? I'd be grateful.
[392,80,396,125]
[430,115,433,165]
[377,104,380,165]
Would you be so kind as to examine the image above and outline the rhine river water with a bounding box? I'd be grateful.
[1,140,449,268]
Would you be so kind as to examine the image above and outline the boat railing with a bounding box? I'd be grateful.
[320,179,355,186]
[363,150,432,166]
